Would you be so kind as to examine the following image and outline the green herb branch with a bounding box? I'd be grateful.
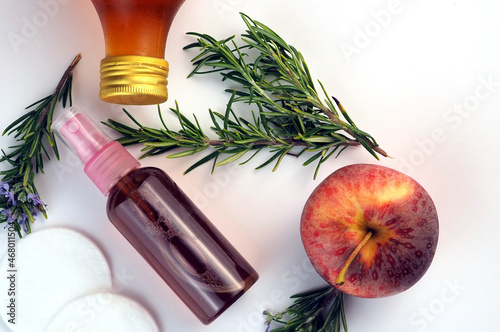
[0,53,81,237]
[104,13,387,179]
[264,286,347,332]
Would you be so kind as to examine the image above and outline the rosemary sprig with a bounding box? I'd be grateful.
[105,13,386,178]
[0,54,81,237]
[264,286,347,332]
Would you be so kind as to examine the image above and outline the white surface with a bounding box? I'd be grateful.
[1,0,500,331]
[45,293,159,332]
[0,228,112,332]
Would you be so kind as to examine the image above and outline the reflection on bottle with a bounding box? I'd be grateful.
[109,168,258,323]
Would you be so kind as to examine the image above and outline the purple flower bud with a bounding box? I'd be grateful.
[28,193,44,206]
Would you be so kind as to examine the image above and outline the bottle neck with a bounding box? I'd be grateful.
[84,141,141,196]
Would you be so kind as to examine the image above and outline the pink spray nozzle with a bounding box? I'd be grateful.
[52,107,111,165]
[52,106,140,196]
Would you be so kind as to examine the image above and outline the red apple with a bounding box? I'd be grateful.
[300,164,438,298]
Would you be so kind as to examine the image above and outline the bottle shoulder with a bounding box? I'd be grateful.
[107,166,173,201]
[122,166,169,181]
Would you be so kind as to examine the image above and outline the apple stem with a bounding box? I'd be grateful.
[335,231,373,286]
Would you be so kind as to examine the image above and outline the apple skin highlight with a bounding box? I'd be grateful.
[300,164,439,298]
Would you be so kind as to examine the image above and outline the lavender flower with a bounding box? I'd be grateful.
[0,182,16,206]
[28,193,45,207]
[0,181,47,237]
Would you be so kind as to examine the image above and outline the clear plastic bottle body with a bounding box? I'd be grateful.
[91,0,185,57]
[106,167,258,324]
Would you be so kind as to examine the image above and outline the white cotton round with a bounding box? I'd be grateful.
[44,293,159,332]
[0,227,112,332]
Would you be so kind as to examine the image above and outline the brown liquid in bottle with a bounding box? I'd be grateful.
[107,167,258,324]
[91,0,186,57]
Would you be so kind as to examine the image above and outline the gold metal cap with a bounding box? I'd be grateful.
[99,55,169,105]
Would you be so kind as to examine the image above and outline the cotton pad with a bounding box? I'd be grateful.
[0,228,112,332]
[44,293,159,332]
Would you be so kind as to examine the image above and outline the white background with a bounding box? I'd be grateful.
[1,0,500,331]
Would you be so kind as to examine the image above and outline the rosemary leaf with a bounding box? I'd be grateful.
[105,14,387,178]
[0,53,81,237]
[264,286,347,332]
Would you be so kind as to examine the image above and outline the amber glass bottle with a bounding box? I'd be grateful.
[90,0,186,105]
[53,107,259,324]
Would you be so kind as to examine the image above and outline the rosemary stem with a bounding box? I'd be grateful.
[203,138,359,147]
[40,53,82,123]
[54,53,82,92]
[106,13,387,178]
